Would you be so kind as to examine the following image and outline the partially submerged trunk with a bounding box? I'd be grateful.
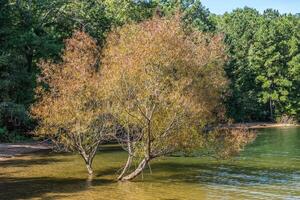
[69,128,105,175]
[117,154,133,180]
[86,162,93,175]
[119,158,150,181]
[80,152,95,175]
[79,142,100,175]
[117,129,134,180]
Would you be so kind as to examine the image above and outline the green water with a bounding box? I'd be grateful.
[1,128,300,200]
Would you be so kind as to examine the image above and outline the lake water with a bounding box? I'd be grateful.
[1,128,300,200]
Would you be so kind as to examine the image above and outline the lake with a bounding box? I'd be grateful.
[1,127,300,200]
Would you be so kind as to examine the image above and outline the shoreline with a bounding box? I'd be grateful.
[0,142,51,161]
[226,122,300,129]
[0,123,299,159]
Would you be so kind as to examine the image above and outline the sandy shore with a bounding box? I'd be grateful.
[226,123,300,129]
[0,142,51,160]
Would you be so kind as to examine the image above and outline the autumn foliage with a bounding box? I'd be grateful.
[101,15,229,180]
[31,16,255,180]
[31,31,111,175]
[205,127,256,159]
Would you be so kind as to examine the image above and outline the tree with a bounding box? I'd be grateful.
[0,0,73,141]
[204,127,256,159]
[156,0,216,31]
[0,0,41,141]
[101,16,228,181]
[103,0,155,26]
[217,7,265,121]
[287,16,300,120]
[248,11,299,121]
[31,31,112,175]
[218,8,300,122]
[0,0,167,142]
[0,0,129,142]
[58,0,111,44]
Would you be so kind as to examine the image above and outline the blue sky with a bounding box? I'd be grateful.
[201,0,300,14]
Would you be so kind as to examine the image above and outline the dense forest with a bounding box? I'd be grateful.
[0,0,299,142]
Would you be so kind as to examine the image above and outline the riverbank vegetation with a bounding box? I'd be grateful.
[1,1,299,143]
[0,1,297,142]
[0,0,298,180]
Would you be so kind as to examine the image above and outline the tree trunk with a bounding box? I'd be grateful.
[77,140,101,176]
[120,158,149,181]
[118,130,134,180]
[269,98,273,121]
[80,152,94,175]
[86,162,93,175]
[25,48,33,72]
[117,154,133,180]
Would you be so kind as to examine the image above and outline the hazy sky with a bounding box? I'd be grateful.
[201,0,300,14]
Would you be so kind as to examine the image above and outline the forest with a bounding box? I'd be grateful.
[0,0,299,142]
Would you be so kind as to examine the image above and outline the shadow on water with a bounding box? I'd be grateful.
[0,151,119,200]
[95,166,121,178]
[0,176,114,200]
[0,128,299,199]
[99,144,123,152]
[0,157,62,168]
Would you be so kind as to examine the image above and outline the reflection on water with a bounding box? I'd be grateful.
[0,128,299,200]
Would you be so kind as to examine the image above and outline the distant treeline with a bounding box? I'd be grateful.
[0,0,299,141]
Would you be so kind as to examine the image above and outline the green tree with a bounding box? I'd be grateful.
[218,8,300,122]
[57,0,111,44]
[248,11,298,120]
[0,0,107,141]
[287,15,300,120]
[218,7,265,121]
[0,0,42,140]
[103,0,155,27]
[156,0,215,31]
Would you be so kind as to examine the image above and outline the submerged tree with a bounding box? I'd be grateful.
[31,31,112,175]
[102,15,229,181]
[204,127,256,159]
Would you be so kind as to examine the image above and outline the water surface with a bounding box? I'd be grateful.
[1,128,300,200]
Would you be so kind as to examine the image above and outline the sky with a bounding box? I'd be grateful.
[201,0,300,15]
